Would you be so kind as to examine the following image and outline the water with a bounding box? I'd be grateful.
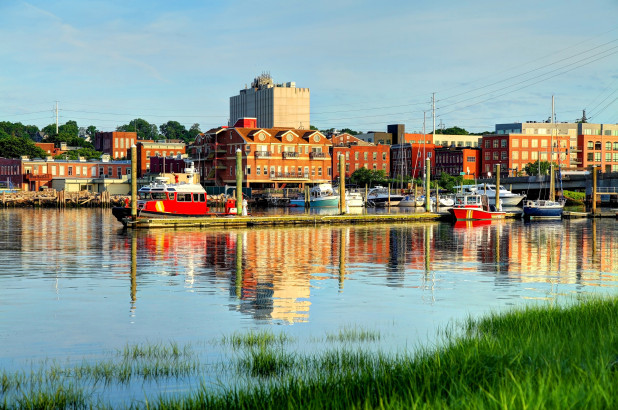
[1,208,617,403]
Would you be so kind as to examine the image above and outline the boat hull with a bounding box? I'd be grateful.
[449,207,506,221]
[523,206,563,218]
[289,197,339,207]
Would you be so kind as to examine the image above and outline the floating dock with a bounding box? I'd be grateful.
[563,210,618,219]
[123,211,523,229]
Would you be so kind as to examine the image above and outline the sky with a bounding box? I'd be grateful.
[1,0,617,135]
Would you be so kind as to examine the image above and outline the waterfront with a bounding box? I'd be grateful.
[1,208,617,404]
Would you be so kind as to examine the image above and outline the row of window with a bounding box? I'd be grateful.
[145,151,183,158]
[436,156,477,164]
[583,129,618,136]
[485,138,569,149]
[586,153,618,162]
[586,141,618,151]
[23,165,130,178]
[245,165,333,178]
[113,138,136,149]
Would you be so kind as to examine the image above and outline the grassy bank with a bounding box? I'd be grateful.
[2,298,618,408]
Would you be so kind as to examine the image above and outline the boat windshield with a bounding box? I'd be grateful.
[139,192,167,200]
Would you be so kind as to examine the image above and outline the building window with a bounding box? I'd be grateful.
[270,166,275,177]
[587,141,594,150]
[614,153,618,162]
[256,166,261,175]
[485,140,491,148]
[605,153,611,162]
[522,151,528,160]
[493,152,499,160]
[373,152,377,160]
[467,156,476,162]
[587,153,594,162]
[304,166,309,177]
[117,167,122,178]
[541,139,548,148]
[606,142,612,150]
[512,139,519,148]
[531,152,538,160]
[247,165,251,175]
[493,140,499,148]
[318,167,322,176]
[354,152,359,160]
[512,151,519,160]
[328,167,332,176]
[501,139,507,148]
[531,139,538,148]
[540,152,547,161]
[595,142,602,150]
[595,152,601,162]
[263,166,267,175]
[522,139,528,148]
[68,167,73,176]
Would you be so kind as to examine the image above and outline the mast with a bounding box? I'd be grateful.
[549,96,555,201]
[55,101,59,134]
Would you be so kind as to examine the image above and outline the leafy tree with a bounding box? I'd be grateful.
[523,160,556,176]
[117,118,159,140]
[350,167,388,187]
[86,125,98,137]
[54,147,102,160]
[0,122,40,140]
[0,135,46,158]
[186,123,202,142]
[340,128,360,135]
[159,121,186,140]
[309,125,318,130]
[435,126,469,135]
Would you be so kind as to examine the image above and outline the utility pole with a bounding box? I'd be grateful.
[55,101,59,134]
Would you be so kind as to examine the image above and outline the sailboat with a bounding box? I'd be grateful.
[523,97,565,219]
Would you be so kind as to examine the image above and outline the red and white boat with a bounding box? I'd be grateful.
[112,164,239,225]
[448,193,506,221]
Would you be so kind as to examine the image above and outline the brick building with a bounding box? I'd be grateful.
[135,141,186,177]
[576,124,618,172]
[94,131,138,159]
[330,133,390,180]
[434,147,482,180]
[391,143,436,179]
[481,134,570,177]
[192,119,332,188]
[0,156,132,191]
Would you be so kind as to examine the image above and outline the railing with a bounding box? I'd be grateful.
[309,152,326,159]
[269,172,310,180]
[282,152,299,159]
[255,151,272,158]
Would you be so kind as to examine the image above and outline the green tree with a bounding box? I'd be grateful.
[54,147,102,160]
[86,125,98,137]
[309,125,318,130]
[350,168,388,187]
[0,122,40,140]
[159,121,187,141]
[523,160,555,176]
[435,126,469,135]
[340,128,360,135]
[0,135,46,158]
[117,118,159,140]
[186,123,202,143]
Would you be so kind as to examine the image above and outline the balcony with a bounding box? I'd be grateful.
[309,152,327,159]
[282,151,299,159]
[255,151,272,159]
[25,173,51,181]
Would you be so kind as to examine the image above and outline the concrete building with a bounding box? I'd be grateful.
[229,73,310,129]
[194,118,332,189]
[94,131,138,159]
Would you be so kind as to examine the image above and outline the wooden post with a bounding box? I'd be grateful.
[235,232,243,299]
[425,158,431,212]
[496,164,501,211]
[339,154,346,214]
[305,185,310,208]
[388,183,391,207]
[236,148,243,215]
[131,145,137,220]
[414,184,418,207]
[592,166,597,215]
[549,163,555,202]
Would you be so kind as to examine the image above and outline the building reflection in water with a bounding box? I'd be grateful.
[114,219,618,324]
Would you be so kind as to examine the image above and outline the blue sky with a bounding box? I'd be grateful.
[1,0,617,134]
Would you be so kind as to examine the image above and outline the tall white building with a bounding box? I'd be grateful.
[229,73,310,129]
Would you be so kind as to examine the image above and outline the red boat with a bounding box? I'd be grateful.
[448,193,506,221]
[112,176,239,225]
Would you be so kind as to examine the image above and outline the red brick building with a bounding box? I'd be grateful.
[0,157,132,191]
[434,147,481,180]
[481,134,570,177]
[391,143,436,179]
[94,131,138,159]
[192,119,332,188]
[577,133,618,173]
[330,133,390,180]
[135,141,186,177]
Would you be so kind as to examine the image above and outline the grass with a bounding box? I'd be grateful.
[325,325,381,343]
[4,298,618,408]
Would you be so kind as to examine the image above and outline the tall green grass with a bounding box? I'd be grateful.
[159,297,618,409]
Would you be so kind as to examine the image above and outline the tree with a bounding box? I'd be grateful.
[350,167,387,187]
[435,126,469,135]
[309,125,318,130]
[523,160,555,176]
[54,147,102,160]
[340,128,360,135]
[186,123,202,143]
[0,121,40,140]
[117,118,159,140]
[0,135,46,158]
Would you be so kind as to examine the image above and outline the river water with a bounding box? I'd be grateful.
[1,208,617,401]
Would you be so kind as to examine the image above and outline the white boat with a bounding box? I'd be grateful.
[289,184,339,207]
[366,186,404,206]
[398,195,418,207]
[346,191,365,207]
[457,184,524,207]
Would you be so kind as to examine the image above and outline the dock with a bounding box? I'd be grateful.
[563,210,618,219]
[123,211,523,229]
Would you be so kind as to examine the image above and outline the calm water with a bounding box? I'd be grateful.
[1,208,617,401]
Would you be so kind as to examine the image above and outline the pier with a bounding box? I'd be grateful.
[122,211,523,229]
